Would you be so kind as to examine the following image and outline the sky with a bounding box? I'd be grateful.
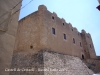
[19,0,100,56]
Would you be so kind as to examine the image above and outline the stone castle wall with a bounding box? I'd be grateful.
[86,59,100,73]
[17,5,96,59]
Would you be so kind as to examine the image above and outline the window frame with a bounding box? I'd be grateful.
[63,34,66,40]
[52,28,55,35]
[73,38,75,44]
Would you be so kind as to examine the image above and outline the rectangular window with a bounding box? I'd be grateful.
[90,44,92,48]
[52,28,55,34]
[80,42,82,47]
[72,28,73,31]
[73,38,75,44]
[64,34,66,40]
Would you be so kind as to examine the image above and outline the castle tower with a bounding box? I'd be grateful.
[81,30,96,59]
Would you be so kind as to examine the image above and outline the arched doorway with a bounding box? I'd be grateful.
[82,55,84,60]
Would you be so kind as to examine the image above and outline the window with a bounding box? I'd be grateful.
[52,16,54,19]
[63,34,66,40]
[72,28,73,31]
[30,45,33,49]
[73,38,75,44]
[63,23,64,25]
[52,28,55,34]
[80,42,82,47]
[82,55,84,60]
[90,44,92,48]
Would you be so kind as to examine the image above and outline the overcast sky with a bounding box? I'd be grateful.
[19,0,100,56]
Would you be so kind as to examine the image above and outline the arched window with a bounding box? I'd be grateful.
[63,34,66,40]
[73,38,75,44]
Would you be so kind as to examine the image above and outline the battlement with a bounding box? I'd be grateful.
[19,5,89,36]
[38,5,47,11]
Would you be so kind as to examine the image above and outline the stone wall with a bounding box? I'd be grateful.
[10,50,94,75]
[86,59,100,73]
[81,30,96,59]
[17,5,96,59]
[40,5,84,58]
[14,11,42,52]
[10,51,44,75]
[0,0,22,75]
[43,50,94,75]
[39,5,96,59]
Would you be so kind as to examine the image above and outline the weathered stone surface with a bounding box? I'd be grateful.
[10,51,44,75]
[10,50,94,75]
[0,0,22,75]
[86,59,100,73]
[43,50,94,75]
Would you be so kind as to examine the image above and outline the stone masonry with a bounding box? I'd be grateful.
[16,5,96,60]
[10,50,94,75]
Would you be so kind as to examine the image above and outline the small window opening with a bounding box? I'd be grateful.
[90,44,92,48]
[63,23,64,25]
[52,16,54,19]
[88,66,91,69]
[73,38,75,44]
[52,28,55,34]
[82,55,84,60]
[72,28,73,31]
[30,45,33,49]
[80,42,82,47]
[63,34,66,40]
